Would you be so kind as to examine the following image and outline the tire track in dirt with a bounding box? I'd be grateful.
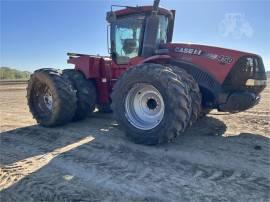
[1,127,269,201]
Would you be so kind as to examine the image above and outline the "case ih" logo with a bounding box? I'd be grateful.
[174,47,202,55]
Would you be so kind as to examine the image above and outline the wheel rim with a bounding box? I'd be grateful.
[33,85,54,115]
[43,90,53,111]
[125,83,165,130]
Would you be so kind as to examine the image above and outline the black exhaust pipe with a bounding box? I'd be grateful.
[142,0,161,56]
[152,0,160,14]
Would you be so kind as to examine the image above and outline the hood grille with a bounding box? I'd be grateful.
[223,56,266,94]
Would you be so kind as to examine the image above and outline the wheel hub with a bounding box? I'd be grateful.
[43,91,53,111]
[147,98,158,110]
[125,83,165,130]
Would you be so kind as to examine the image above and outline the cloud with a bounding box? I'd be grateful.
[219,13,254,39]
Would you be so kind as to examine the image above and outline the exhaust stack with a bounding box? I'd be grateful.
[152,0,160,14]
[141,0,161,57]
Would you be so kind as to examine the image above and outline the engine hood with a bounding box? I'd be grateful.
[160,42,262,83]
[164,42,259,61]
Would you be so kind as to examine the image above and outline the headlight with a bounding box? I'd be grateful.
[245,79,267,86]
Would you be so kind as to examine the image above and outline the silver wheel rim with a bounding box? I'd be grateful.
[125,83,165,130]
[43,90,53,111]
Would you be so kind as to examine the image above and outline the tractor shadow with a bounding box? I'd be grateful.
[0,112,116,165]
[1,111,269,165]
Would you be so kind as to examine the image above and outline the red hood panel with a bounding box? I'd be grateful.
[164,43,258,83]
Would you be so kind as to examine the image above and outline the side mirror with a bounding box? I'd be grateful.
[106,11,116,23]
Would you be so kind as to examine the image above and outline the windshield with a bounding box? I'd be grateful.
[111,15,145,60]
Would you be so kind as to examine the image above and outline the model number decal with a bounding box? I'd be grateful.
[202,53,233,64]
[174,47,233,64]
[174,47,202,55]
[217,55,233,64]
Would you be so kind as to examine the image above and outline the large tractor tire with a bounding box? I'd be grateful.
[111,63,192,145]
[169,66,202,126]
[27,68,77,127]
[63,69,97,121]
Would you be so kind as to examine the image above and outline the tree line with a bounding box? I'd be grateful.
[0,67,31,80]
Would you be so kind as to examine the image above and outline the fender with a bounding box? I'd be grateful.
[67,53,102,79]
[141,55,171,64]
[142,56,221,107]
[142,56,221,99]
[170,59,221,105]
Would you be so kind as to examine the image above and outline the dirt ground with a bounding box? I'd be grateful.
[0,82,269,202]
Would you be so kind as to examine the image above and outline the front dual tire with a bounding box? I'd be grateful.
[111,64,192,145]
[125,83,165,130]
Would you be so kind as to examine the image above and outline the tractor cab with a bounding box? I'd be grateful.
[106,2,175,64]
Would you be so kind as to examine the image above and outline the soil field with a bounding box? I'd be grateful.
[0,82,269,201]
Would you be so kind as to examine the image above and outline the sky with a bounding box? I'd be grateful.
[1,0,270,72]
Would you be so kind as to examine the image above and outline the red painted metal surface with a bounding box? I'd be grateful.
[141,55,171,64]
[68,56,101,79]
[68,54,144,103]
[66,5,264,106]
[67,42,258,105]
[164,43,258,83]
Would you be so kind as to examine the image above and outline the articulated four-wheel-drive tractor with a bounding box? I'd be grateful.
[27,0,267,145]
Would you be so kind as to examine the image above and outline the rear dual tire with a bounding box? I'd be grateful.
[63,69,97,121]
[27,68,97,126]
[27,69,77,126]
[169,66,202,126]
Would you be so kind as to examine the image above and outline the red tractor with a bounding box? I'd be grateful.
[27,1,267,145]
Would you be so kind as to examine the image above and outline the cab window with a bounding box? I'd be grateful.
[157,15,169,44]
[111,15,145,62]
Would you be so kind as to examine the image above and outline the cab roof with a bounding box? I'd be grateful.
[114,6,173,17]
